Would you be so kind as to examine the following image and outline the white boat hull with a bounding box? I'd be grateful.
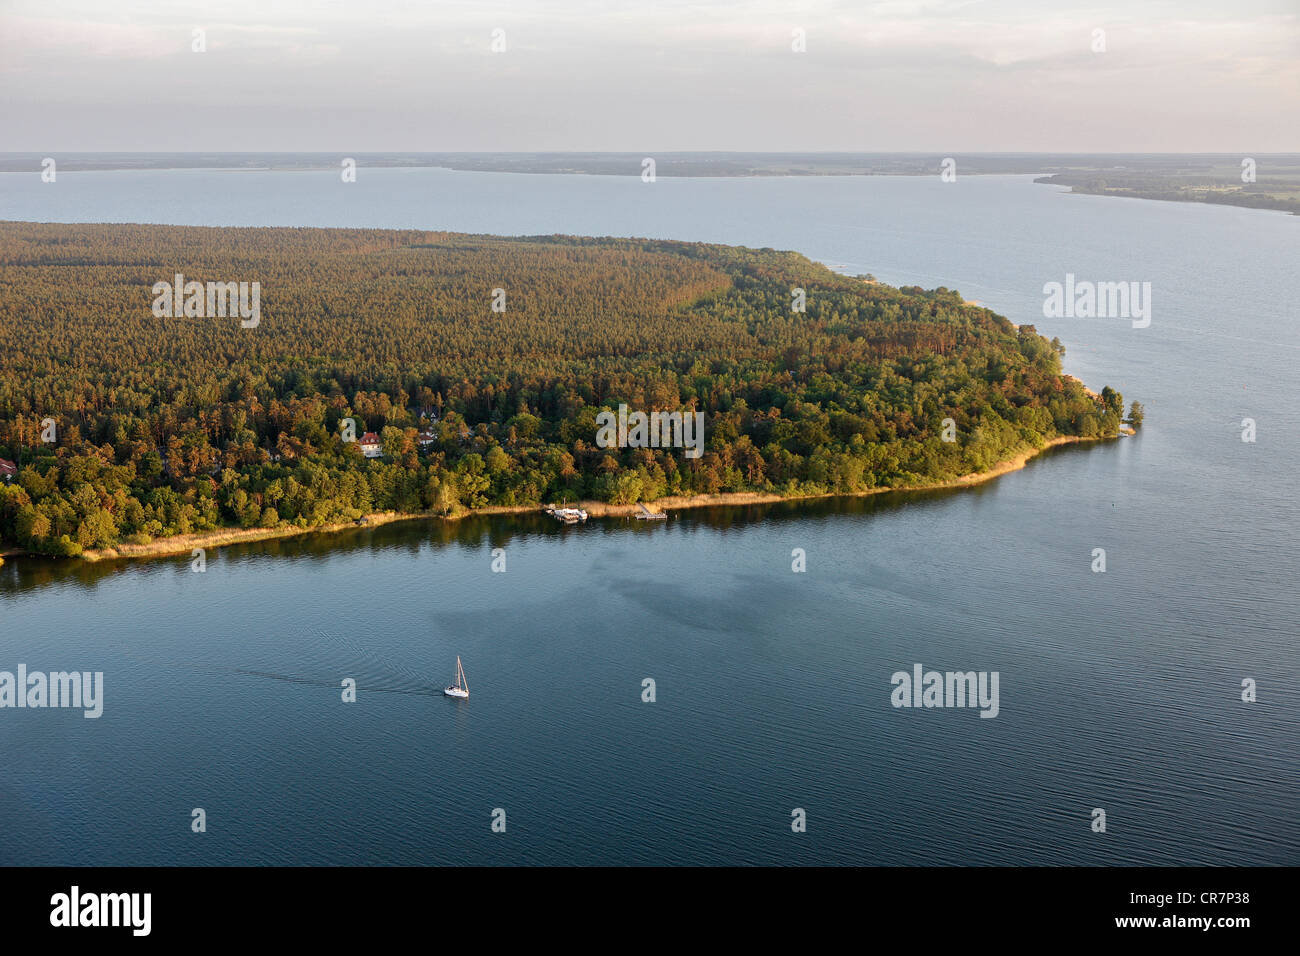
[445,655,469,698]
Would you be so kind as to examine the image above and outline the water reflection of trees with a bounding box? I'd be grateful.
[0,499,911,594]
[1,442,1099,596]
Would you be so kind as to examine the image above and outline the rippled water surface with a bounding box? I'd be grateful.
[1,169,1295,864]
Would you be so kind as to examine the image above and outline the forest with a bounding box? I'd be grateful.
[0,222,1132,556]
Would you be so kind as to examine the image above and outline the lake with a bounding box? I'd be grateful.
[0,168,1296,864]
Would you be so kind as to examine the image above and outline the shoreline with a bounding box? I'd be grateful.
[68,432,1121,565]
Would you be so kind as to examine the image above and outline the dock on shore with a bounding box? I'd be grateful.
[635,503,667,521]
[544,506,588,524]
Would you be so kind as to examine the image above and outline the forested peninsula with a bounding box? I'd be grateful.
[0,222,1135,559]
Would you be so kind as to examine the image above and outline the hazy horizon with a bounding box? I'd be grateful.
[2,0,1296,153]
[5,150,1300,156]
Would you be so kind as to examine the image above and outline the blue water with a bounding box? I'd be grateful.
[0,169,1296,864]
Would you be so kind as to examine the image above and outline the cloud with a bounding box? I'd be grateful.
[0,1,1295,150]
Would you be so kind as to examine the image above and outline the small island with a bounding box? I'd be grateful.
[0,222,1138,561]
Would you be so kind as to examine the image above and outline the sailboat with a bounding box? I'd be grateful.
[444,656,469,699]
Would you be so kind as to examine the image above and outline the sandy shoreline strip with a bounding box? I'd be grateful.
[63,433,1117,564]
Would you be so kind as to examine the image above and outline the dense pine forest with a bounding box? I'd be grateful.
[0,222,1129,556]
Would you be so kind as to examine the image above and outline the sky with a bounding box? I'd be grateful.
[1,0,1297,152]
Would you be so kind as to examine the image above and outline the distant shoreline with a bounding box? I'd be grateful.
[4,154,1294,214]
[70,433,1121,565]
[0,165,1042,178]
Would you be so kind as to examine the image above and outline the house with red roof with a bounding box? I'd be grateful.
[358,432,383,458]
[0,459,16,482]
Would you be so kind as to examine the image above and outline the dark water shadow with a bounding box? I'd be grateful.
[0,439,1116,597]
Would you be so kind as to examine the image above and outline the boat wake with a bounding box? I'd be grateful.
[108,627,442,697]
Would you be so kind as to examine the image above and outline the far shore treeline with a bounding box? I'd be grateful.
[0,222,1134,557]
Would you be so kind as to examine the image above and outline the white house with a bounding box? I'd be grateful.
[358,432,383,458]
